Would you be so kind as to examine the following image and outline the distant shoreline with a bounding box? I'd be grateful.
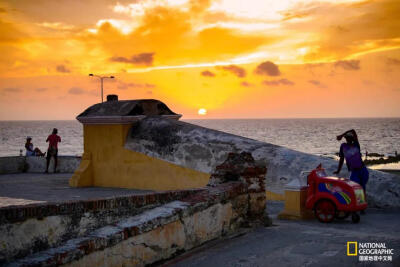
[0,117,400,122]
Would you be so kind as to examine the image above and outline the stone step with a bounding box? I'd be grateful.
[6,182,265,267]
[7,201,189,267]
[0,189,204,264]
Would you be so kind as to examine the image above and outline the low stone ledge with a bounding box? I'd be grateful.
[8,182,266,267]
[0,189,204,225]
[0,156,81,174]
[0,189,204,264]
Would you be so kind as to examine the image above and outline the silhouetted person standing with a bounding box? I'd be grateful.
[334,129,369,194]
[45,128,61,173]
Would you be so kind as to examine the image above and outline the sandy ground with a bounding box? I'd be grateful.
[0,173,152,207]
[164,201,400,267]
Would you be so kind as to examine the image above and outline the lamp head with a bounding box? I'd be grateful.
[89,73,93,76]
[110,76,115,78]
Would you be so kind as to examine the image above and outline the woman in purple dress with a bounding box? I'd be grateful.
[334,129,369,195]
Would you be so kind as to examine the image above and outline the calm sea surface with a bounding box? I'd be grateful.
[0,118,399,160]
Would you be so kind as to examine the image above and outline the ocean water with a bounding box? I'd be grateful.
[0,118,399,161]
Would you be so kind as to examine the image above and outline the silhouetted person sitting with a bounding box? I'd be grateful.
[25,137,45,157]
[45,128,61,173]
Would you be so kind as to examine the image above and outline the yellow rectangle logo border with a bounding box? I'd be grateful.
[347,241,357,256]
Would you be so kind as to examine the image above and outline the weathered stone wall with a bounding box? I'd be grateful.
[0,189,201,264]
[70,124,209,190]
[4,152,267,266]
[125,117,400,208]
[0,156,81,174]
[9,183,266,267]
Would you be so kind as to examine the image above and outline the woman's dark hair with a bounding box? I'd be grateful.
[52,128,58,134]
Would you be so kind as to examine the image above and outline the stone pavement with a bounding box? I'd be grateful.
[0,173,152,207]
[165,201,400,267]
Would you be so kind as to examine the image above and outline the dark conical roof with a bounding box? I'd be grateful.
[77,99,181,124]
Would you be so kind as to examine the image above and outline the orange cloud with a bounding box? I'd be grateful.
[201,70,215,77]
[255,61,281,76]
[334,60,360,70]
[56,65,71,73]
[110,53,155,66]
[240,81,254,87]
[308,80,327,88]
[117,81,155,90]
[263,78,294,86]
[220,65,246,77]
[386,57,400,66]
[0,0,400,120]
[2,87,22,93]
[288,0,400,61]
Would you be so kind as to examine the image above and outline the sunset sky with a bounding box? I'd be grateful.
[0,0,399,120]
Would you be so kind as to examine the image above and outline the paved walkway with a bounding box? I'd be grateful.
[0,173,152,207]
[165,202,400,267]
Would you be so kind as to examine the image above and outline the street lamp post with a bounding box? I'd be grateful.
[89,74,115,103]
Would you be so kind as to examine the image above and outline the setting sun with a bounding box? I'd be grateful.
[0,0,399,120]
[198,108,207,116]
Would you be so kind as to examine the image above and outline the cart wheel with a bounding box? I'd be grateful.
[351,213,360,223]
[314,199,336,223]
[335,211,350,220]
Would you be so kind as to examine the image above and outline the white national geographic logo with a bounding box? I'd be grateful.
[347,242,394,262]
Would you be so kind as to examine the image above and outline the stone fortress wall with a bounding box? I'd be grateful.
[1,153,267,266]
[124,116,400,208]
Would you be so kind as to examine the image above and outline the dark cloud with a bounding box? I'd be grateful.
[68,87,85,95]
[35,87,47,92]
[56,64,71,73]
[240,81,254,87]
[201,70,215,77]
[0,8,6,13]
[220,65,246,78]
[308,80,327,88]
[2,87,21,93]
[334,60,360,70]
[254,61,281,76]
[110,52,155,66]
[386,57,400,65]
[117,81,156,90]
[263,78,294,86]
